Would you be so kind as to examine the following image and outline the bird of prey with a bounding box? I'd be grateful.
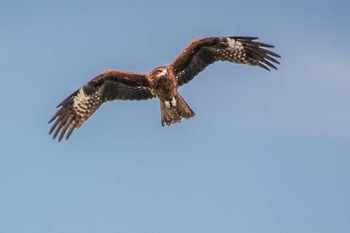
[49,36,280,141]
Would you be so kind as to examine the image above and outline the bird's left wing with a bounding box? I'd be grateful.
[49,70,154,142]
[170,36,280,86]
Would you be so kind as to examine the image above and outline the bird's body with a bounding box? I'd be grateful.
[147,66,195,126]
[49,36,280,141]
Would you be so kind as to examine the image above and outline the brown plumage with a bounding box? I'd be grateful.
[49,36,280,141]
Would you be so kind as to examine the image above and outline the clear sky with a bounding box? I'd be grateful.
[1,0,349,233]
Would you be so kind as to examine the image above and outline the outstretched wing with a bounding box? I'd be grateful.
[49,70,154,142]
[171,36,280,86]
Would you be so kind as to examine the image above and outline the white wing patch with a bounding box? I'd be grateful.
[73,88,93,114]
[73,88,88,105]
[73,88,102,124]
[222,38,248,63]
[227,38,244,50]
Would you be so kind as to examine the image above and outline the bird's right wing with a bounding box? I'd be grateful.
[49,70,154,142]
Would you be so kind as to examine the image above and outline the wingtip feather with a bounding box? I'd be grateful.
[258,63,271,71]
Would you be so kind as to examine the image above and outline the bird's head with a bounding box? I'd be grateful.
[151,66,169,79]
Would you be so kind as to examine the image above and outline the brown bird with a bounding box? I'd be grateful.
[49,36,280,141]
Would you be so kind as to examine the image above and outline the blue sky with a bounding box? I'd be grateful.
[1,0,349,232]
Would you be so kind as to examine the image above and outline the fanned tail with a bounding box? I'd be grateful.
[160,94,195,126]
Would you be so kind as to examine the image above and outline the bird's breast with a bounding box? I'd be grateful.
[152,76,178,100]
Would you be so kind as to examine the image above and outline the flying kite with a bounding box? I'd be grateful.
[49,36,280,141]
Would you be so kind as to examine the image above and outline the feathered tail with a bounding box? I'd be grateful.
[160,94,195,126]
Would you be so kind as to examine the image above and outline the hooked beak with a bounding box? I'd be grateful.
[160,70,168,77]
